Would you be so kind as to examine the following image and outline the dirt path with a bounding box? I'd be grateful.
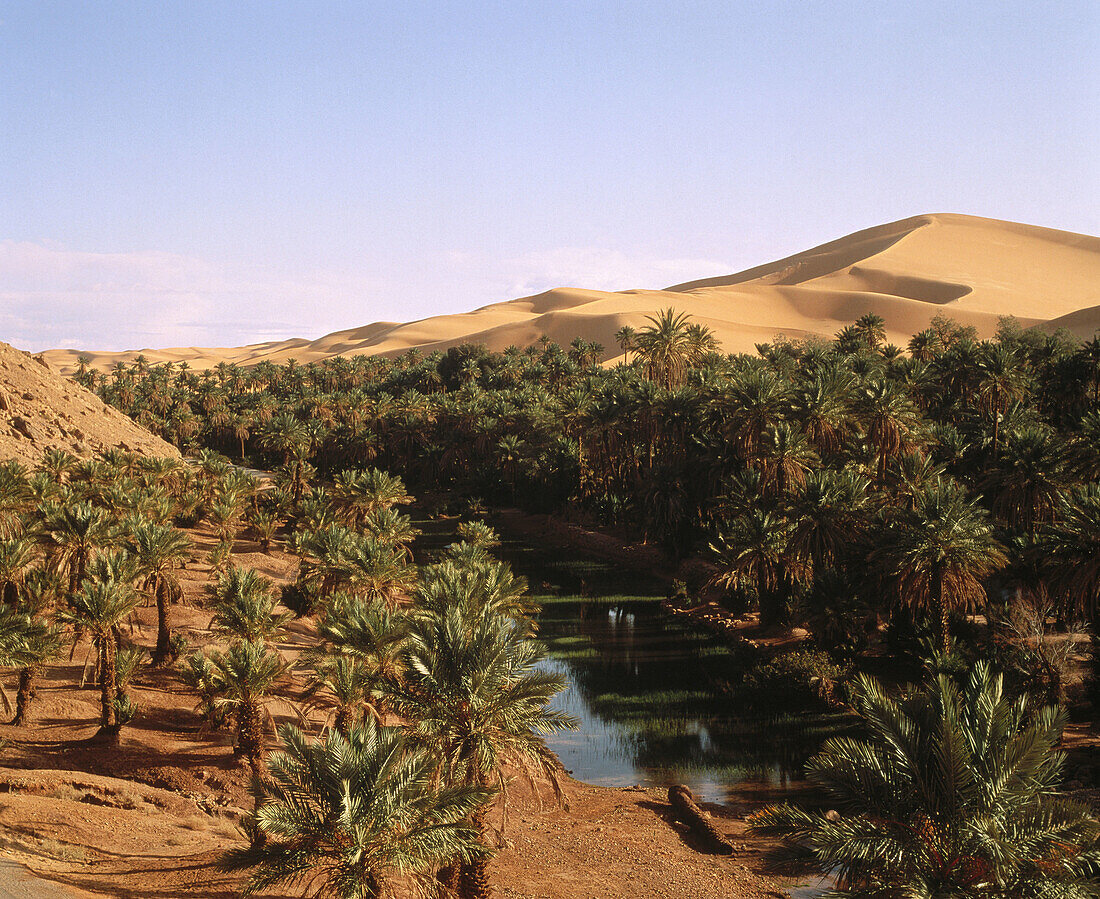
[0,860,90,898]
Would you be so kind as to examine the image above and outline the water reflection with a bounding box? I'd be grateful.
[532,594,844,805]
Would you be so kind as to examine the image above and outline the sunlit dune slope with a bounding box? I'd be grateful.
[41,214,1100,374]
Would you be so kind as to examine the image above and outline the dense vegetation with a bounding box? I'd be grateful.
[82,311,1100,662]
[2,308,1097,895]
[752,662,1100,896]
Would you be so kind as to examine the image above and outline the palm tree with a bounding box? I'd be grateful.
[295,525,356,600]
[231,413,253,461]
[416,558,535,625]
[125,521,192,665]
[757,422,817,499]
[710,509,806,628]
[875,478,1007,655]
[750,662,1100,897]
[302,654,378,735]
[632,308,693,388]
[9,608,64,725]
[614,325,636,362]
[1045,486,1100,623]
[42,501,112,595]
[853,312,887,352]
[246,508,280,554]
[61,575,141,734]
[787,468,872,577]
[722,366,792,462]
[977,342,1029,458]
[219,721,489,898]
[907,328,942,362]
[209,566,290,644]
[0,536,35,604]
[261,413,310,504]
[342,536,418,608]
[496,435,524,501]
[982,427,1069,536]
[318,596,408,709]
[331,468,412,526]
[0,461,31,536]
[360,507,421,560]
[792,368,856,457]
[854,379,924,484]
[388,608,575,899]
[207,639,290,778]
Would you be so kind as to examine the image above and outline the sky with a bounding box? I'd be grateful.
[2,1,1097,352]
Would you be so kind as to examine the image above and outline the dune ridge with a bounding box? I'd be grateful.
[40,213,1100,375]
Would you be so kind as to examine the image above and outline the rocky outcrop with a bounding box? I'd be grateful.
[0,342,178,466]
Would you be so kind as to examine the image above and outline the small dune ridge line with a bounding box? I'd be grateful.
[0,342,178,465]
[41,213,1100,374]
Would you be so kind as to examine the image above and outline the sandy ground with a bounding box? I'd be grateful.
[0,527,787,898]
[41,213,1100,373]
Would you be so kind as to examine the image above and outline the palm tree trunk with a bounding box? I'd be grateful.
[459,802,493,899]
[438,861,461,893]
[362,873,382,899]
[932,568,950,656]
[238,696,265,768]
[11,665,37,725]
[99,637,117,728]
[151,578,172,667]
[990,382,1001,458]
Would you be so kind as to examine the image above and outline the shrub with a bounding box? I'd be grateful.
[738,649,849,712]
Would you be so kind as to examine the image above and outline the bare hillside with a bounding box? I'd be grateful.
[0,342,178,466]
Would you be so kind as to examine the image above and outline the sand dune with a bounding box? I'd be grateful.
[40,214,1100,374]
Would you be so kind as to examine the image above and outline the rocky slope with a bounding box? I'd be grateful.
[0,341,178,466]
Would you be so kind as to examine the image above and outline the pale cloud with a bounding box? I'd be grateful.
[0,241,376,352]
[454,247,734,302]
[1,240,734,353]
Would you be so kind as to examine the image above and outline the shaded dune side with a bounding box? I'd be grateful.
[668,215,929,291]
[1047,304,1100,337]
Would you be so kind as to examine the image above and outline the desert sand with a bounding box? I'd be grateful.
[40,213,1100,376]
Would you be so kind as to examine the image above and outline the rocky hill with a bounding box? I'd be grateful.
[0,341,178,466]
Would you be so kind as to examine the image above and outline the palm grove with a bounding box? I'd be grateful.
[0,449,574,898]
[0,306,1097,895]
[80,310,1100,652]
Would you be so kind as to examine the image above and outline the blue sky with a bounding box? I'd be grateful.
[2,2,1097,351]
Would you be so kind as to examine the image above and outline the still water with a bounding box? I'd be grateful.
[502,546,847,807]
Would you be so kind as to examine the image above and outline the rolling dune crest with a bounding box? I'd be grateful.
[41,213,1100,374]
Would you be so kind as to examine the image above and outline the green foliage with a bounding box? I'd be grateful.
[738,649,849,712]
[750,662,1100,896]
[209,566,289,643]
[220,721,490,898]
